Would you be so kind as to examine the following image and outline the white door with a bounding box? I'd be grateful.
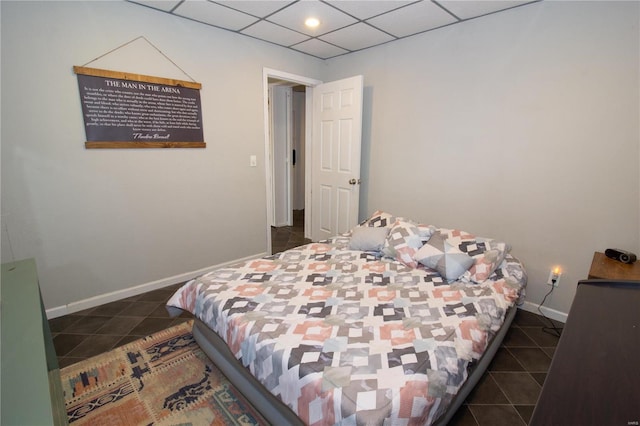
[310,75,363,242]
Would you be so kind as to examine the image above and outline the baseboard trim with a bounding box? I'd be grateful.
[519,301,568,324]
[46,252,267,319]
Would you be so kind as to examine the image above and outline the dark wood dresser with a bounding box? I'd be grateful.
[530,279,640,425]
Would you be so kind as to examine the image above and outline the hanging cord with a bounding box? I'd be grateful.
[81,36,197,82]
[537,284,563,337]
[2,220,16,263]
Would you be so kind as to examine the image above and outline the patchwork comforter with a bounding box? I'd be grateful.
[166,235,526,425]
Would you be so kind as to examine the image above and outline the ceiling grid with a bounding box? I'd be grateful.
[128,0,541,59]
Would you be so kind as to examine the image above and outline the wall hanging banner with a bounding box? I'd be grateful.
[74,66,205,148]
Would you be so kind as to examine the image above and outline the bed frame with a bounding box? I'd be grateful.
[192,305,517,425]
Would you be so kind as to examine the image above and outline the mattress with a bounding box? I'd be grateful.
[167,233,526,425]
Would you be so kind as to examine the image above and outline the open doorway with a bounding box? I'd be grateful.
[263,69,364,253]
[263,69,321,254]
[269,82,310,253]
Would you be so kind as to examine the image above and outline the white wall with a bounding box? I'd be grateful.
[325,1,640,316]
[0,1,325,311]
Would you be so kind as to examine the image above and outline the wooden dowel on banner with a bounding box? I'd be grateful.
[73,66,201,89]
[85,141,206,149]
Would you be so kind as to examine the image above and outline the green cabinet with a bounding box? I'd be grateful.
[1,258,67,425]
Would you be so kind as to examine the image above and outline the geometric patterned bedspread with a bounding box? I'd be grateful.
[167,235,527,426]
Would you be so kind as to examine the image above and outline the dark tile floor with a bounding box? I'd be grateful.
[49,209,561,425]
[271,209,311,254]
[448,309,561,426]
[50,283,194,368]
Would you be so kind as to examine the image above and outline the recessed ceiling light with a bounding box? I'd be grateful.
[305,17,320,28]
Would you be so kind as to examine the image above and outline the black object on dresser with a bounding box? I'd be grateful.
[530,279,640,426]
[604,248,637,264]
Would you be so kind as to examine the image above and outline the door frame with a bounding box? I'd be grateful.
[262,68,322,254]
[269,84,293,227]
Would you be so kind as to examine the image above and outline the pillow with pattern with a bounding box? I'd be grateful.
[382,220,426,268]
[437,228,511,283]
[360,210,435,243]
[413,231,475,281]
[359,210,401,228]
[415,223,436,244]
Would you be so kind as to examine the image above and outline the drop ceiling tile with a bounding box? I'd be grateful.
[128,0,182,12]
[367,1,458,38]
[267,1,358,36]
[292,38,348,59]
[320,23,395,51]
[326,0,415,20]
[438,1,533,20]
[242,20,311,47]
[127,0,542,60]
[173,0,259,31]
[215,1,296,18]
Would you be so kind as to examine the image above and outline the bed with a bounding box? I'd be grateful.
[167,211,527,425]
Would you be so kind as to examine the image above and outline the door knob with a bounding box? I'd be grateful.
[349,178,357,185]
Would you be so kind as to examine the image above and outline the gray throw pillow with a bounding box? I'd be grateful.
[349,226,390,251]
[414,231,474,281]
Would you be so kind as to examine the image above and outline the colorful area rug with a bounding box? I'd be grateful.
[60,320,268,425]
